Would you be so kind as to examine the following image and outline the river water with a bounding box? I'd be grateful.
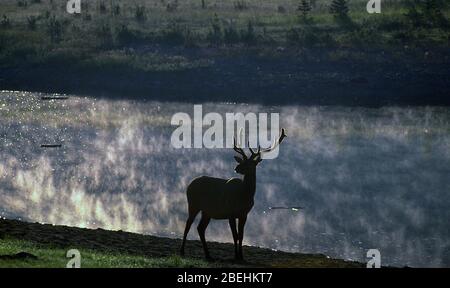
[1,91,449,267]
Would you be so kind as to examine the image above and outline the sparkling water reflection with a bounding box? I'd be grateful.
[1,91,449,267]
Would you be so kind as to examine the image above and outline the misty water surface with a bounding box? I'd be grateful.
[1,91,449,267]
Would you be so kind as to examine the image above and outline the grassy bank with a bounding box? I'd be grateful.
[0,0,448,106]
[0,0,448,67]
[0,238,210,268]
[0,219,364,268]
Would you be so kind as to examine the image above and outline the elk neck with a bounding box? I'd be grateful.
[243,170,257,198]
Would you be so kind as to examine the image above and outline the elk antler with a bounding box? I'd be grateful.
[261,128,287,154]
[248,141,261,160]
[233,138,248,160]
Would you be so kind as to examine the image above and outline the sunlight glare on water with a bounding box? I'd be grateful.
[1,91,449,267]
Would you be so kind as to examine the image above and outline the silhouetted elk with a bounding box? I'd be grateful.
[180,129,287,260]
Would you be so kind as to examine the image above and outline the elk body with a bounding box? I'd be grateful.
[180,129,286,260]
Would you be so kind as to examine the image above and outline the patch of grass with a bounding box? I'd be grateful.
[0,238,211,268]
[86,50,212,72]
[234,0,248,11]
[135,5,147,23]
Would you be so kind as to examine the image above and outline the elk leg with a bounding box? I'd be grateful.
[180,208,199,256]
[197,214,211,260]
[237,216,247,260]
[229,218,238,259]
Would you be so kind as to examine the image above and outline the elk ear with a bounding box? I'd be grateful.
[234,156,243,163]
[254,154,263,163]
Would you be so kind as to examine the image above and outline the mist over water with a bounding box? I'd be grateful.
[1,91,449,267]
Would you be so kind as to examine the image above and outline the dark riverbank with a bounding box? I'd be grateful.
[1,49,449,107]
[0,219,364,268]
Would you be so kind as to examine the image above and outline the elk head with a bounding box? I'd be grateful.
[233,128,287,175]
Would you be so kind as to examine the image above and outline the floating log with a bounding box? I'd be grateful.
[40,144,62,148]
[268,206,303,211]
[41,96,69,100]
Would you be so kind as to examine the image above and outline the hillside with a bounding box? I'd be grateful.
[0,219,364,268]
[1,0,449,106]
